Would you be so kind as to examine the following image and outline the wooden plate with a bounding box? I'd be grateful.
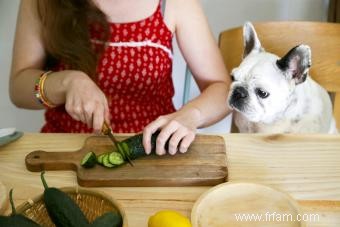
[191,182,305,227]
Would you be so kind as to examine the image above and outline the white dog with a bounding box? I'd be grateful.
[228,22,337,133]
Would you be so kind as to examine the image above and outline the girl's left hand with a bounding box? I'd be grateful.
[142,107,201,156]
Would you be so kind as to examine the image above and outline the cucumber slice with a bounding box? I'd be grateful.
[102,154,115,168]
[108,152,125,165]
[81,151,97,168]
[97,153,106,165]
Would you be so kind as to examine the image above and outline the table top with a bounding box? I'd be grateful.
[0,133,339,226]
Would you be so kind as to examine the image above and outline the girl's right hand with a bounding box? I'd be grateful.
[62,71,110,133]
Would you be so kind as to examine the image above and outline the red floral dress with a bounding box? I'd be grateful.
[41,1,175,133]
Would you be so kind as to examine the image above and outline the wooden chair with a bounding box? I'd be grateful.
[219,21,340,132]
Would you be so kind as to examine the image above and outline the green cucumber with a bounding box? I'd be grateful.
[97,153,106,165]
[81,131,171,168]
[116,143,127,160]
[108,152,125,165]
[41,172,89,227]
[120,142,131,159]
[102,153,115,168]
[0,189,41,227]
[0,215,41,227]
[90,211,123,227]
[120,131,162,160]
[119,134,144,160]
[81,152,97,168]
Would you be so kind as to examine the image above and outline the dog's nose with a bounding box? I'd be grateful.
[233,87,248,100]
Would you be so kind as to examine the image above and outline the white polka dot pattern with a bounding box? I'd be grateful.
[42,1,175,133]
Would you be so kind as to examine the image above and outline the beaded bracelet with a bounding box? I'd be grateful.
[34,71,56,108]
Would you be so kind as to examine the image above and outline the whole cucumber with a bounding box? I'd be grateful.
[0,189,41,227]
[41,171,89,227]
[90,211,122,227]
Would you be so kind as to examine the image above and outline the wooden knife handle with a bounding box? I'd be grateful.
[25,150,82,172]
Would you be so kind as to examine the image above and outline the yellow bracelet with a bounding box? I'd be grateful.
[34,71,56,108]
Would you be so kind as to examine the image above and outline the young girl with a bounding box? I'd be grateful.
[10,0,231,155]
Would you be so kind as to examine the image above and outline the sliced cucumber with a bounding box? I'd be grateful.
[81,152,97,168]
[121,142,131,158]
[81,131,167,169]
[121,134,146,160]
[108,152,125,165]
[97,153,106,165]
[118,131,167,160]
[102,154,115,168]
[116,143,126,160]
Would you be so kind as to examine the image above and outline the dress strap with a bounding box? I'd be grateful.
[161,0,166,16]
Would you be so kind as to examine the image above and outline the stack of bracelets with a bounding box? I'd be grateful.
[34,71,57,108]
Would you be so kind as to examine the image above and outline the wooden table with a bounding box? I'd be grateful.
[0,133,339,226]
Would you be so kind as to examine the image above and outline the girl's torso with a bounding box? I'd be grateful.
[42,0,176,133]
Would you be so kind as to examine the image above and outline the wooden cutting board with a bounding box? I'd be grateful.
[25,135,227,187]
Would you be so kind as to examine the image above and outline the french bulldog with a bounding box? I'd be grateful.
[228,22,337,133]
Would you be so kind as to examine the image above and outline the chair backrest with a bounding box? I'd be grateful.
[219,21,340,130]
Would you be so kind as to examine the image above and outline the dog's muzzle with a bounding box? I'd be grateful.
[229,86,248,111]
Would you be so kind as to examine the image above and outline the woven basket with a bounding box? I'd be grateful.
[16,187,127,227]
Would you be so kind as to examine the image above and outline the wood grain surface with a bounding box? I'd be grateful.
[0,133,340,226]
[25,135,228,187]
[335,93,340,129]
[0,181,8,215]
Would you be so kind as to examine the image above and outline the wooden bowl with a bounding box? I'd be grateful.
[16,187,127,227]
[191,182,305,227]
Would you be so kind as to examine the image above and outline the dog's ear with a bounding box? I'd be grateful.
[276,45,311,85]
[243,22,262,58]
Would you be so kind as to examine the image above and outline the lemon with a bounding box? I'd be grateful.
[148,210,192,227]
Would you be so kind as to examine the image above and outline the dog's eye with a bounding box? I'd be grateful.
[255,88,270,98]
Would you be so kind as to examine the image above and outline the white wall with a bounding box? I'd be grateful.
[0,0,45,132]
[0,0,329,132]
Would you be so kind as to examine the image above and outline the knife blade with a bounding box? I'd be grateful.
[102,122,134,166]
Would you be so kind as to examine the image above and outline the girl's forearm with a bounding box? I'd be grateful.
[9,69,75,109]
[10,69,47,109]
[180,81,231,128]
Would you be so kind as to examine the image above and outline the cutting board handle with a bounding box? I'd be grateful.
[25,150,81,172]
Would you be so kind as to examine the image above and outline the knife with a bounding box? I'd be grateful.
[102,122,134,166]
